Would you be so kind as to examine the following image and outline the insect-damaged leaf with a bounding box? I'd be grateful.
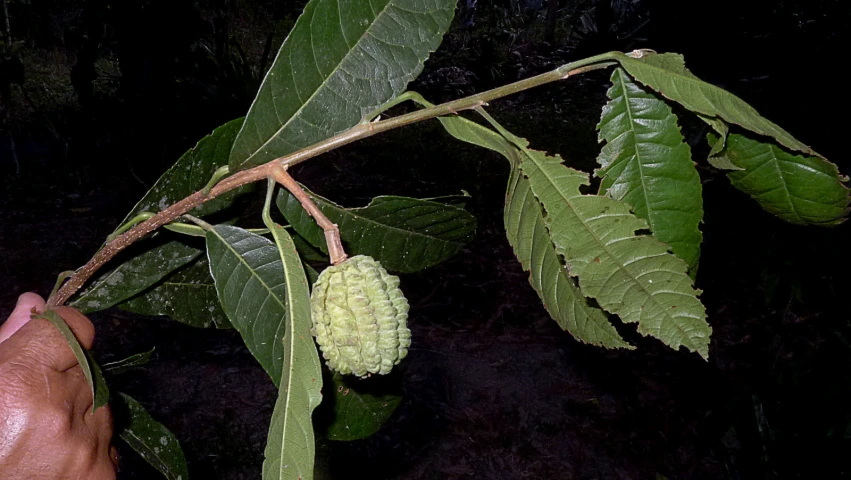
[596,68,704,273]
[437,114,632,349]
[505,131,710,358]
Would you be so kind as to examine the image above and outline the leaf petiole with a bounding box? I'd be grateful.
[268,165,348,265]
[202,165,230,196]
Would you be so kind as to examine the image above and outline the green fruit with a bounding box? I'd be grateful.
[310,255,411,377]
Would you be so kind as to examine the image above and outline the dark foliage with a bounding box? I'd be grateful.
[1,1,849,479]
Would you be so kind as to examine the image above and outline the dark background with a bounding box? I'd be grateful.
[1,0,850,478]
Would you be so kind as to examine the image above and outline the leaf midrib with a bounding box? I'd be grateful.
[315,194,472,245]
[120,430,174,477]
[276,224,297,480]
[618,54,814,158]
[524,156,699,349]
[613,68,655,233]
[241,0,397,168]
[213,232,287,313]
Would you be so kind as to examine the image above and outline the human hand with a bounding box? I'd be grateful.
[0,293,117,479]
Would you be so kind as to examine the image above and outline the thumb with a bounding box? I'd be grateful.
[0,293,46,344]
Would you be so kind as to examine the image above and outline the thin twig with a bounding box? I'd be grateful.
[46,54,621,307]
[270,165,347,265]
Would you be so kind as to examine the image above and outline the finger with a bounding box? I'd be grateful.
[0,307,96,371]
[89,404,117,480]
[0,292,46,343]
[53,306,96,350]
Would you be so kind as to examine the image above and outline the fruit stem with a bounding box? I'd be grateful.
[269,164,348,265]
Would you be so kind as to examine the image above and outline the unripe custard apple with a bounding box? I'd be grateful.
[310,255,411,377]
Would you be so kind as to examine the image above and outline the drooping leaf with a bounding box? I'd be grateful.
[596,68,704,272]
[322,373,402,441]
[119,257,231,329]
[206,225,290,386]
[512,141,709,358]
[437,114,632,349]
[471,111,709,357]
[35,310,110,412]
[229,0,457,171]
[262,182,323,480]
[615,52,822,158]
[115,393,189,480]
[72,118,250,313]
[276,189,476,273]
[103,348,155,375]
[709,132,850,226]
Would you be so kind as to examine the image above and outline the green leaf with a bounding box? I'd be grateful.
[437,115,632,349]
[103,348,155,375]
[115,393,189,480]
[71,239,203,314]
[261,179,323,480]
[710,132,850,226]
[304,263,321,287]
[423,191,473,208]
[323,373,402,441]
[72,118,251,313]
[276,189,476,273]
[509,136,710,358]
[119,257,231,329]
[206,225,290,386]
[292,233,329,263]
[699,114,732,159]
[615,52,822,158]
[36,310,110,412]
[229,0,457,171]
[596,68,704,272]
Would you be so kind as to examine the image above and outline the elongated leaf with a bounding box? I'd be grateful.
[115,393,189,480]
[229,0,457,171]
[276,190,476,273]
[72,118,250,313]
[103,348,155,374]
[35,310,110,412]
[262,183,323,480]
[119,258,231,329]
[206,226,290,386]
[437,115,632,349]
[511,138,710,358]
[72,239,203,314]
[710,133,850,226]
[596,68,703,272]
[615,52,821,158]
[323,373,402,441]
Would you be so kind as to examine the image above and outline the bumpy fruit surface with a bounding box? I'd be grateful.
[310,255,411,377]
